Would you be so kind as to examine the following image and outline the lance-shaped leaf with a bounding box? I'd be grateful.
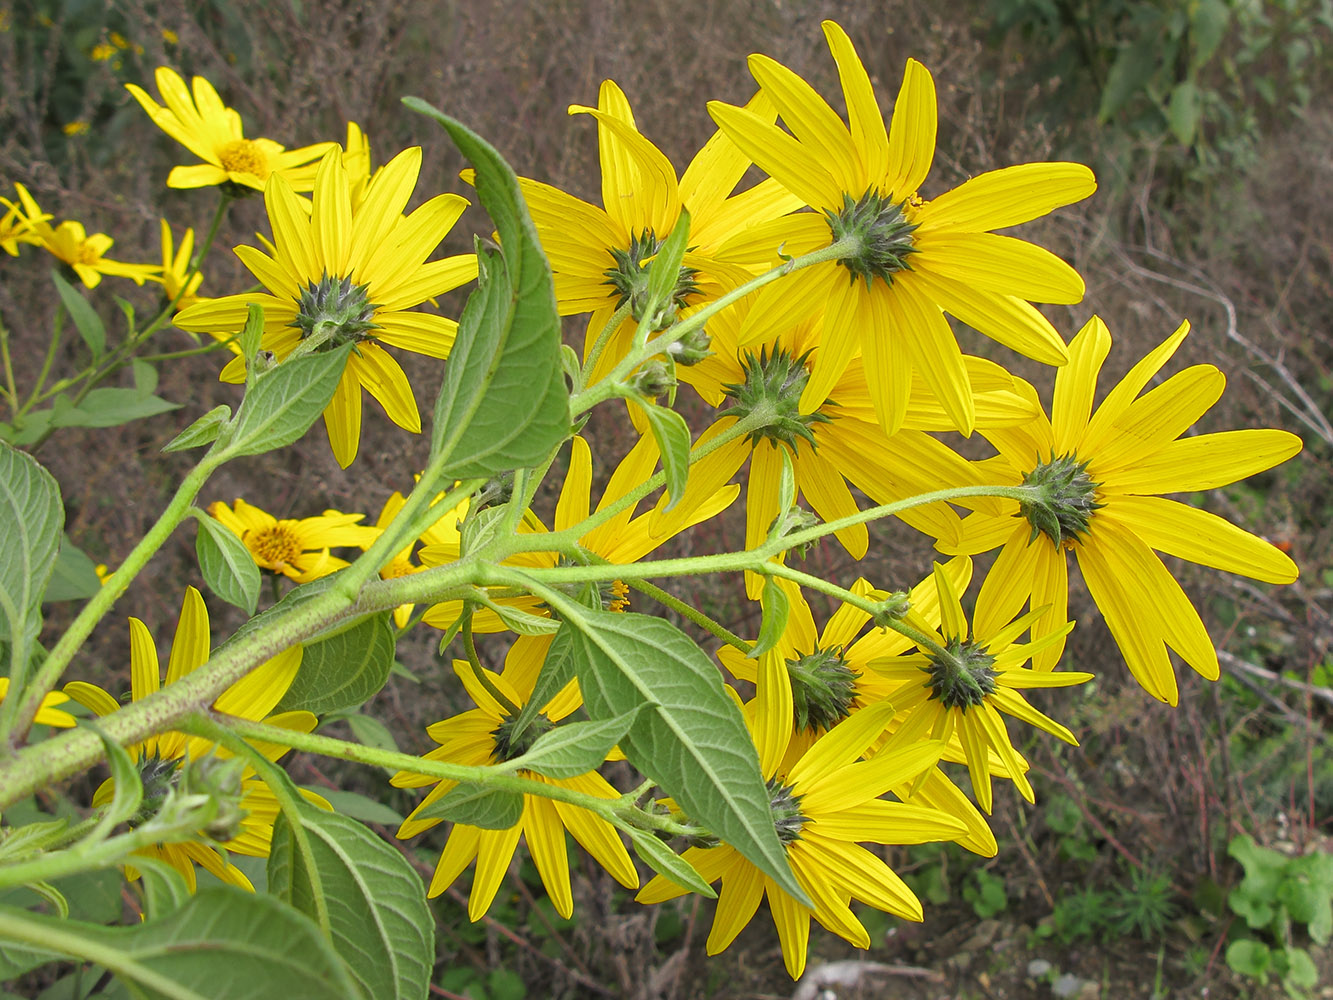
[0,888,358,998]
[748,578,789,659]
[51,271,105,358]
[270,799,433,1000]
[622,826,716,898]
[509,704,646,779]
[636,401,691,511]
[43,534,102,603]
[564,609,805,903]
[224,344,353,458]
[162,405,231,453]
[0,443,61,657]
[192,508,261,615]
[404,98,569,478]
[275,612,394,716]
[414,781,523,830]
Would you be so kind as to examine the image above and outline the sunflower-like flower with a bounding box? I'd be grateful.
[865,562,1092,813]
[637,697,967,979]
[721,566,1000,858]
[62,587,319,890]
[0,678,75,728]
[6,184,158,289]
[359,486,470,628]
[667,297,1037,593]
[126,67,335,192]
[938,316,1303,704]
[708,20,1096,435]
[0,185,47,256]
[392,635,639,919]
[175,147,478,465]
[517,80,801,385]
[207,498,379,583]
[154,219,205,311]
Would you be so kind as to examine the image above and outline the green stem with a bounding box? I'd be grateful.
[623,578,751,654]
[136,340,233,364]
[462,610,519,716]
[571,237,857,416]
[24,308,65,409]
[182,713,331,938]
[0,324,19,415]
[581,301,632,377]
[0,447,228,745]
[0,907,211,1000]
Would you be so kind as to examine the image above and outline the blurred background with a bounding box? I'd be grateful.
[1,1,1330,997]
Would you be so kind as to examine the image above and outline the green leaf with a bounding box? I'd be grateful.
[276,612,395,716]
[622,826,716,898]
[477,596,560,636]
[132,361,158,394]
[313,789,403,827]
[134,859,192,921]
[563,609,804,904]
[162,405,231,453]
[637,402,691,511]
[269,802,433,1000]
[224,344,352,458]
[1226,938,1272,982]
[510,705,646,779]
[85,721,144,833]
[239,303,265,370]
[1278,852,1333,943]
[0,888,360,998]
[1167,80,1202,145]
[191,509,261,615]
[1283,946,1318,990]
[776,447,796,518]
[43,535,102,602]
[413,781,523,830]
[341,712,401,757]
[0,442,62,652]
[404,99,569,478]
[50,387,180,429]
[1098,42,1161,121]
[643,210,691,324]
[1191,0,1230,65]
[748,578,789,659]
[510,626,577,737]
[51,271,105,358]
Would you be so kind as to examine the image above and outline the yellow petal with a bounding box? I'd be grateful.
[885,58,936,196]
[1052,316,1111,455]
[128,617,160,702]
[747,52,859,193]
[915,231,1085,305]
[166,586,211,684]
[1083,320,1189,450]
[822,21,888,182]
[922,162,1096,232]
[707,100,843,211]
[1107,429,1303,495]
[706,857,766,956]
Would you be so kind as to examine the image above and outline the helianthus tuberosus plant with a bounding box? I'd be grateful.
[0,20,1303,996]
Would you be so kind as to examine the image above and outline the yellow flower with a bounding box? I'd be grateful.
[90,42,117,62]
[126,67,336,192]
[866,562,1092,813]
[207,498,379,583]
[62,121,90,136]
[518,80,802,385]
[154,219,205,310]
[175,147,478,466]
[0,678,75,728]
[637,697,966,979]
[939,316,1303,704]
[668,298,1037,594]
[8,185,157,289]
[0,185,47,256]
[392,635,639,919]
[708,20,1096,435]
[360,486,469,629]
[62,587,319,891]
[419,435,738,631]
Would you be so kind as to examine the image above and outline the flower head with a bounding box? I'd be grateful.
[392,635,639,919]
[207,498,379,583]
[0,185,47,256]
[175,147,478,466]
[637,697,967,979]
[940,316,1302,704]
[62,587,319,890]
[7,185,158,289]
[708,21,1096,435]
[154,219,206,311]
[126,67,335,192]
[0,678,75,728]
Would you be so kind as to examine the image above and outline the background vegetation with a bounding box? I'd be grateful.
[1,0,1330,996]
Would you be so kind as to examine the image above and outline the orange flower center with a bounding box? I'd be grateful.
[248,524,302,571]
[380,557,417,580]
[218,139,269,180]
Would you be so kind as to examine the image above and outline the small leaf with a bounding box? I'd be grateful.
[1167,79,1202,145]
[1098,42,1160,121]
[50,387,180,429]
[192,509,261,615]
[564,609,805,904]
[269,796,433,1000]
[0,442,62,655]
[1191,0,1230,66]
[460,506,508,558]
[510,705,646,779]
[224,344,352,458]
[85,721,143,832]
[643,210,691,318]
[51,271,105,358]
[510,626,577,737]
[623,827,716,898]
[276,612,395,715]
[1283,946,1318,989]
[413,781,523,830]
[477,596,560,636]
[776,447,796,518]
[239,303,265,369]
[132,360,158,394]
[342,712,402,757]
[404,100,569,479]
[1226,938,1272,982]
[134,858,192,920]
[162,405,232,453]
[748,578,789,659]
[637,401,691,511]
[43,535,102,602]
[313,789,403,826]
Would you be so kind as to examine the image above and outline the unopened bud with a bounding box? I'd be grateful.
[667,327,712,366]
